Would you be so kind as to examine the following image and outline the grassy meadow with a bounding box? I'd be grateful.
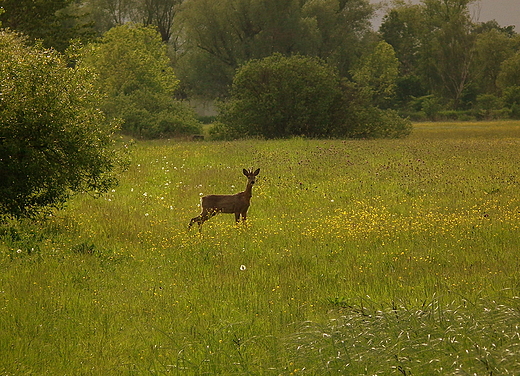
[1,121,520,375]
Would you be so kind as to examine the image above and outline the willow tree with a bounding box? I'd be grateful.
[177,0,375,97]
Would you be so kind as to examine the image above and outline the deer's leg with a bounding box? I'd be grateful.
[188,208,212,230]
[188,215,202,230]
[234,212,241,223]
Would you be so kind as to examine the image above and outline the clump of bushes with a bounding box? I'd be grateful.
[401,88,520,122]
[212,54,411,140]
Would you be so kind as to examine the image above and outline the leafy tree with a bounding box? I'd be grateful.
[80,0,138,33]
[352,41,399,108]
[215,54,411,140]
[81,0,183,41]
[379,2,427,104]
[497,51,520,90]
[138,0,182,42]
[180,0,308,67]
[0,30,121,218]
[80,24,201,138]
[496,52,520,118]
[379,2,423,76]
[301,0,374,76]
[420,0,476,109]
[0,0,95,51]
[473,20,517,38]
[381,0,502,110]
[474,93,503,119]
[473,29,519,95]
[501,86,520,118]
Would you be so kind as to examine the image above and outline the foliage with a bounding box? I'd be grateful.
[379,3,428,106]
[473,29,518,94]
[502,86,520,118]
[1,123,520,373]
[79,0,182,41]
[380,0,520,113]
[136,0,182,42]
[177,0,375,97]
[299,0,375,76]
[216,54,410,140]
[351,41,399,107]
[10,0,517,120]
[347,106,412,139]
[218,54,346,139]
[0,0,95,51]
[419,0,476,108]
[80,24,201,138]
[379,3,424,77]
[497,51,520,90]
[475,94,503,119]
[0,30,121,218]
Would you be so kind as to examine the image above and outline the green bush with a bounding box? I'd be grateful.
[437,110,475,121]
[218,54,348,139]
[0,30,121,218]
[209,121,244,141]
[216,54,411,139]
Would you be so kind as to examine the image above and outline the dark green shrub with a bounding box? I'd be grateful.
[218,54,348,139]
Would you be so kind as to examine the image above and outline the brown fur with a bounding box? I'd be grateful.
[188,168,260,231]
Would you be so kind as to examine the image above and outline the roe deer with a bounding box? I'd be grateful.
[188,168,260,231]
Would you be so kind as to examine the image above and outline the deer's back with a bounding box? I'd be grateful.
[202,192,250,213]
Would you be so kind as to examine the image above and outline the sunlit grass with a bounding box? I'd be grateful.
[1,121,520,374]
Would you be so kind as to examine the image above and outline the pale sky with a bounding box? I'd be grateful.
[370,0,520,31]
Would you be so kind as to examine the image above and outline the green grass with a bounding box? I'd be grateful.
[1,121,520,374]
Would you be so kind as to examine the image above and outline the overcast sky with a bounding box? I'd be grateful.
[369,0,520,31]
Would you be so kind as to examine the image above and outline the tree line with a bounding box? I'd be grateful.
[2,0,519,120]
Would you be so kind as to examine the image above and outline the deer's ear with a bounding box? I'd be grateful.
[243,169,249,176]
[253,168,260,176]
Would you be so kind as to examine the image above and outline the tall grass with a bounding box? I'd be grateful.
[1,121,520,374]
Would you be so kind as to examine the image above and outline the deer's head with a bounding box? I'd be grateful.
[243,168,260,185]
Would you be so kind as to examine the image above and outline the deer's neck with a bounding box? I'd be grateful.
[244,182,253,198]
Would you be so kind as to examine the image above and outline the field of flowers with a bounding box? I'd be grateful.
[1,121,520,374]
